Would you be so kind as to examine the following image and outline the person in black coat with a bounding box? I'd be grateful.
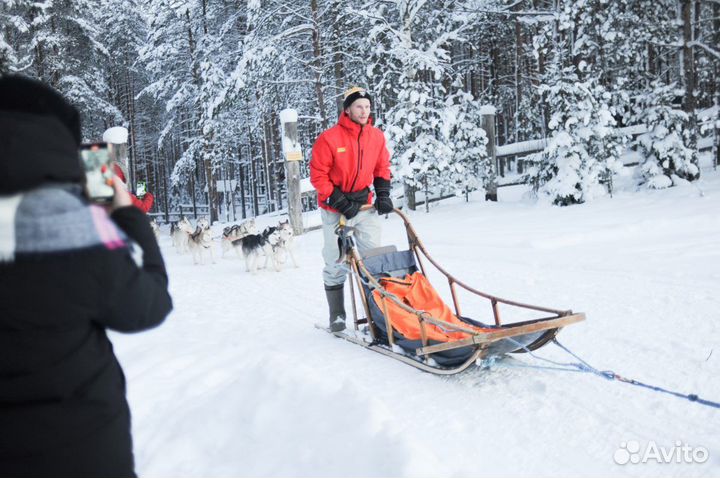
[0,75,173,477]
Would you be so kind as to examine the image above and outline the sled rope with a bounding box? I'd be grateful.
[497,337,720,410]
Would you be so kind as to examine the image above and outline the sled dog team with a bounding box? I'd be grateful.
[167,216,297,272]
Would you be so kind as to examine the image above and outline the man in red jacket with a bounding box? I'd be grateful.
[310,86,393,332]
[113,162,154,213]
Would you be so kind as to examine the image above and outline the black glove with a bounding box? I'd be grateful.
[327,187,361,219]
[373,177,393,215]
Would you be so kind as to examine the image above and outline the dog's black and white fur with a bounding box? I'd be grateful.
[233,227,281,273]
[221,218,256,258]
[150,218,161,239]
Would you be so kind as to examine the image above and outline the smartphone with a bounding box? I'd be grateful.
[136,180,147,198]
[80,142,115,203]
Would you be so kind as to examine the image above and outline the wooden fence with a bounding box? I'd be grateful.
[486,106,719,194]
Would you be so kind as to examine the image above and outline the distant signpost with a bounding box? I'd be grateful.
[280,109,303,235]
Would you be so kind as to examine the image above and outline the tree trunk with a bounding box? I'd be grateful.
[681,0,699,176]
[261,118,275,212]
[270,119,284,210]
[238,146,247,219]
[190,173,198,219]
[161,150,170,222]
[130,99,138,191]
[331,0,345,112]
[202,153,218,222]
[681,0,695,115]
[311,0,328,129]
[514,16,522,142]
[229,160,237,222]
[247,127,260,216]
[714,2,720,169]
[647,43,656,83]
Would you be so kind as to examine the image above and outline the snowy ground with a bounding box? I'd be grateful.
[111,166,720,477]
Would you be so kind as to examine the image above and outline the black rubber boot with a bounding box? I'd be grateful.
[324,284,346,332]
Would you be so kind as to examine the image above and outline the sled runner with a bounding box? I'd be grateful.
[327,206,585,375]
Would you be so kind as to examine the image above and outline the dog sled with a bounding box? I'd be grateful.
[323,206,585,375]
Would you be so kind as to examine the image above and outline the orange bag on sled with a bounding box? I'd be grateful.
[372,272,492,342]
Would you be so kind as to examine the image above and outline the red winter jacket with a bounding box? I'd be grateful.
[310,112,391,211]
[113,164,154,213]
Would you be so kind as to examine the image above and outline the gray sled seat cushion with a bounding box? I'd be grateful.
[362,249,416,278]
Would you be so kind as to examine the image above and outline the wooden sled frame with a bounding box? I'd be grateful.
[339,207,585,374]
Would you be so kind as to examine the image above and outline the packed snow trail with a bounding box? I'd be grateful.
[111,173,720,477]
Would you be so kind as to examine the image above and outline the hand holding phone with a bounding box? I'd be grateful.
[80,142,114,203]
[136,181,147,198]
[112,176,133,210]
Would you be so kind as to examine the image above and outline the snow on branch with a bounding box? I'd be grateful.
[688,41,720,61]
[349,8,403,42]
[406,0,429,26]
[497,138,547,157]
[456,7,555,18]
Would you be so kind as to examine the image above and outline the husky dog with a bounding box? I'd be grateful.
[233,228,281,273]
[171,217,193,253]
[221,218,257,257]
[188,224,215,265]
[196,217,210,231]
[273,220,298,270]
[149,219,161,239]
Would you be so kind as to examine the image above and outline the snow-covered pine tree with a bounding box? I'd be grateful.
[139,0,241,221]
[360,0,469,207]
[388,81,453,201]
[96,0,153,194]
[610,0,701,188]
[0,1,30,73]
[138,0,200,201]
[445,91,490,197]
[692,2,720,110]
[527,0,625,205]
[526,62,620,205]
[633,81,699,188]
[6,0,122,137]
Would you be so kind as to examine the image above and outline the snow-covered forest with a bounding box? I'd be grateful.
[1,0,719,219]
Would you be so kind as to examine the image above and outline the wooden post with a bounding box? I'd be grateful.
[404,184,416,211]
[481,105,498,201]
[280,109,304,235]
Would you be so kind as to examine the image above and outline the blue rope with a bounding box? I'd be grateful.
[490,359,588,374]
[495,337,720,410]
